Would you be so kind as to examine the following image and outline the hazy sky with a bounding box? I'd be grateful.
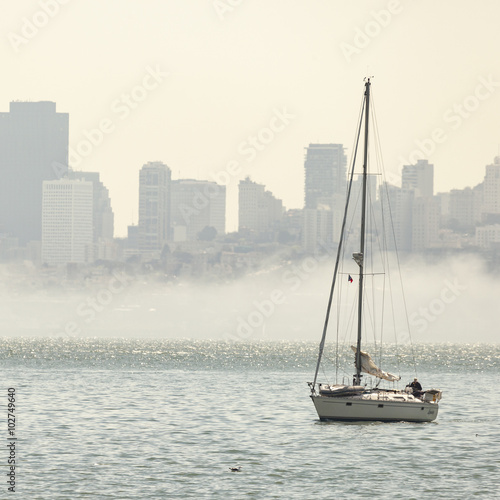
[2,1,500,236]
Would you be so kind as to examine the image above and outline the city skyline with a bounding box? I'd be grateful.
[3,95,495,239]
[3,1,499,236]
[1,97,499,259]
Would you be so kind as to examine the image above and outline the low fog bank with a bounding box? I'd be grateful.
[0,253,496,343]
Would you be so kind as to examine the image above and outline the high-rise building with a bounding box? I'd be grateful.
[170,179,225,241]
[69,171,114,241]
[401,159,434,198]
[41,179,93,265]
[304,144,347,209]
[302,207,333,253]
[379,183,414,251]
[435,192,450,225]
[238,178,283,234]
[412,197,439,251]
[138,161,171,255]
[346,174,378,238]
[448,186,482,229]
[280,209,303,244]
[69,171,115,261]
[476,224,500,249]
[482,156,500,217]
[0,101,69,245]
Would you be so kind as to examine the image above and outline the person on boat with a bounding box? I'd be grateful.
[408,378,423,397]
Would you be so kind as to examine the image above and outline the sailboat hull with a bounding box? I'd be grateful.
[311,395,439,422]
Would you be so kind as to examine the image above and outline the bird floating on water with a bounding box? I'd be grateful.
[229,466,242,472]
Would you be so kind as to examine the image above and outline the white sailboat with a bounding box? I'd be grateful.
[309,78,442,422]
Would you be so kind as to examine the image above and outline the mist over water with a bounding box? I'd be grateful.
[0,252,496,343]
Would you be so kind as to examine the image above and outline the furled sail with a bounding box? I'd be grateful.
[351,346,401,382]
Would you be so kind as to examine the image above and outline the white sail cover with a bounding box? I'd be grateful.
[351,346,401,382]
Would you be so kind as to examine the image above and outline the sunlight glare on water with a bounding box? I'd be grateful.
[1,339,499,499]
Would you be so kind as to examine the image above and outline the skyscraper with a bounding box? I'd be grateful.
[0,101,69,245]
[238,177,283,233]
[41,179,93,265]
[304,144,347,209]
[379,183,414,252]
[69,171,114,241]
[302,207,333,253]
[401,159,434,198]
[412,196,439,251]
[170,179,225,241]
[482,156,500,217]
[138,161,171,255]
[448,186,482,229]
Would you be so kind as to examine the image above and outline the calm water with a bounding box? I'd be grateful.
[1,339,499,499]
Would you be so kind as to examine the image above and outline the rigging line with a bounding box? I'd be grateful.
[372,94,418,378]
[339,271,384,276]
[374,180,388,368]
[360,182,375,349]
[339,283,358,353]
[370,199,385,363]
[368,98,386,366]
[371,92,398,374]
[335,255,344,384]
[362,285,374,349]
[383,220,400,376]
[320,361,331,387]
[346,180,362,244]
[335,258,341,384]
[366,166,378,352]
[336,109,364,384]
[336,261,359,382]
[312,92,366,393]
[336,92,367,385]
[336,189,360,379]
[374,96,390,370]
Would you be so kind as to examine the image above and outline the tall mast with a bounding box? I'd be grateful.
[354,78,370,385]
[310,94,366,395]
